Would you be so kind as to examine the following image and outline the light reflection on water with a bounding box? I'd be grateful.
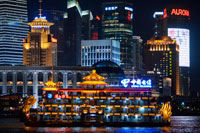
[1,116,200,133]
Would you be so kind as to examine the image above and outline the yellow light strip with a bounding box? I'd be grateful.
[38,112,43,115]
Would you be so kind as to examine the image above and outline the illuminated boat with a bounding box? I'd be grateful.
[25,70,171,126]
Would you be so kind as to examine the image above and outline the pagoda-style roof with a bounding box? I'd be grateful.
[79,81,109,86]
[28,17,54,28]
[42,80,60,91]
[83,70,106,81]
[79,70,109,86]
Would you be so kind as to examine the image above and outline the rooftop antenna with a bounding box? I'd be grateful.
[39,0,43,18]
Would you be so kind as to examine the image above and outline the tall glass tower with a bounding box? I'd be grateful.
[0,0,29,65]
[102,0,134,69]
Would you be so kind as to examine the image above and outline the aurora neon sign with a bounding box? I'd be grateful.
[121,79,152,88]
[171,9,189,17]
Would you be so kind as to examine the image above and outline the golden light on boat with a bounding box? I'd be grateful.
[160,102,172,123]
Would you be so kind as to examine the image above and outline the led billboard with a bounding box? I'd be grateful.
[168,28,190,67]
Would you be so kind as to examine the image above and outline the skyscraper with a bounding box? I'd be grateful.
[0,0,29,65]
[23,2,57,66]
[144,36,180,96]
[132,36,143,71]
[36,10,65,66]
[153,7,190,96]
[62,0,94,66]
[102,0,134,69]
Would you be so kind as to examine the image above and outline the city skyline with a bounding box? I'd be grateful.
[0,0,200,131]
[27,0,199,93]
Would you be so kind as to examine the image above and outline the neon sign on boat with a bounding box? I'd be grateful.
[121,79,152,88]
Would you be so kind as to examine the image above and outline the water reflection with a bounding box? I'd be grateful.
[1,116,200,133]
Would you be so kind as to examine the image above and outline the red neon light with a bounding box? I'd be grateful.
[171,9,190,17]
[127,11,131,21]
[163,8,168,18]
[96,16,100,21]
[54,94,69,99]
[58,88,152,93]
[23,39,26,43]
[92,32,98,40]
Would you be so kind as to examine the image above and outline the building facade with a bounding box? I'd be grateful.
[0,66,92,107]
[153,8,190,96]
[62,0,93,66]
[81,40,120,66]
[35,10,65,66]
[132,36,143,71]
[102,1,134,69]
[23,16,57,66]
[0,0,29,65]
[144,36,180,96]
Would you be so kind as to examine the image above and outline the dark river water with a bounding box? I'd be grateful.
[0,116,200,132]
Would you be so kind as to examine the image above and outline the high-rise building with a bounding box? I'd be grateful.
[102,0,134,69]
[81,40,120,66]
[91,16,102,40]
[132,36,143,71]
[35,10,65,66]
[23,15,57,66]
[144,36,180,96]
[153,7,190,96]
[82,10,93,40]
[0,0,29,65]
[153,12,167,37]
[63,0,82,66]
[63,0,93,66]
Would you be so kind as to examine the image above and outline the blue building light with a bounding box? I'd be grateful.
[121,79,152,88]
[125,7,133,12]
[121,79,130,88]
[47,93,53,99]
[105,6,118,11]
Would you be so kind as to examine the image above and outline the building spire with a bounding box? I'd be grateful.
[39,0,43,18]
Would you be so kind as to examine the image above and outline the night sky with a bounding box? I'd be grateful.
[28,0,199,94]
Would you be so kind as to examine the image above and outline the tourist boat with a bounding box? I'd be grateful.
[24,70,171,126]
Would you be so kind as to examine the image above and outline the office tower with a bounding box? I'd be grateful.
[23,16,57,66]
[63,0,93,66]
[81,40,120,66]
[36,10,65,66]
[153,7,190,96]
[132,36,143,71]
[91,16,101,40]
[0,0,29,65]
[82,10,93,40]
[144,36,180,96]
[153,12,167,37]
[102,0,134,69]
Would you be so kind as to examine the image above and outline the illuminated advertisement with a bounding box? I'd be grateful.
[163,8,190,18]
[121,79,152,88]
[168,28,190,67]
